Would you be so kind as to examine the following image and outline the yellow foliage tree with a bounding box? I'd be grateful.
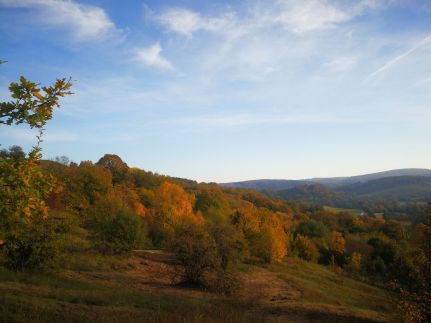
[233,204,287,263]
[150,182,202,246]
[346,252,362,272]
[0,74,72,269]
[294,234,320,262]
[330,231,346,254]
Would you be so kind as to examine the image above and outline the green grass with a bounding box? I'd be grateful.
[324,206,364,215]
[268,259,391,314]
[0,253,393,323]
[0,265,264,323]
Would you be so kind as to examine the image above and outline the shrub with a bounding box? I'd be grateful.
[2,217,59,271]
[170,222,242,294]
[92,209,146,254]
[170,222,218,286]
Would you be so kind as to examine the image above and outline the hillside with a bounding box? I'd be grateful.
[268,176,431,204]
[2,150,430,322]
[267,184,350,206]
[223,169,431,190]
[222,179,313,190]
[223,170,431,207]
[342,175,431,201]
[0,250,392,322]
[309,169,431,187]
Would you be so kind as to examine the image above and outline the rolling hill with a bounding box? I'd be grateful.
[223,168,431,190]
[223,169,431,206]
[341,175,431,201]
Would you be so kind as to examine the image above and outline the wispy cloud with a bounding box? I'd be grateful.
[133,43,174,70]
[369,34,431,78]
[264,0,387,34]
[153,0,384,38]
[155,7,237,38]
[271,0,351,34]
[0,0,119,41]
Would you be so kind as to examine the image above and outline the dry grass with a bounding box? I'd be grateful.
[0,251,394,322]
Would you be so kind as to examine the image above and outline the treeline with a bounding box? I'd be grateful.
[267,183,430,221]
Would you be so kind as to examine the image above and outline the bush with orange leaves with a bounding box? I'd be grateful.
[149,182,204,247]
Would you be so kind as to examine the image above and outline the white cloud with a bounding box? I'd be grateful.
[157,8,201,37]
[0,0,118,41]
[273,0,351,34]
[134,43,174,71]
[154,0,385,38]
[155,7,237,37]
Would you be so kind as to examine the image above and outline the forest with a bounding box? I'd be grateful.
[1,76,430,323]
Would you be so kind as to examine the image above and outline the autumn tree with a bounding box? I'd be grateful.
[194,185,232,224]
[232,204,287,263]
[170,221,218,286]
[96,154,130,184]
[294,234,320,262]
[346,252,362,273]
[392,221,431,322]
[0,76,72,218]
[149,182,203,246]
[0,75,72,269]
[330,231,346,254]
[171,220,242,294]
[255,210,288,263]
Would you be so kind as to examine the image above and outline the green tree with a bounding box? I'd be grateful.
[297,219,328,239]
[91,208,146,254]
[194,185,232,224]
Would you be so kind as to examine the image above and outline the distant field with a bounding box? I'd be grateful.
[323,206,364,215]
[0,250,393,322]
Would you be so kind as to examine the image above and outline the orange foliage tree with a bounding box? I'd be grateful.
[150,182,203,246]
[232,203,287,263]
[330,231,346,254]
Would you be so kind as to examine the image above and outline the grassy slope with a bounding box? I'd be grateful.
[323,206,364,215]
[0,252,393,323]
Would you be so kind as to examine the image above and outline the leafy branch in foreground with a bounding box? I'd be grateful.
[0,73,72,270]
[0,76,72,129]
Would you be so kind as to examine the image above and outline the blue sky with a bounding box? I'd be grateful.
[0,0,430,182]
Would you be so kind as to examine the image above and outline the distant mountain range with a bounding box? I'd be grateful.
[222,169,431,204]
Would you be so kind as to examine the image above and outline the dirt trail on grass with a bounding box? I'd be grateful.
[62,250,390,322]
[64,250,216,300]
